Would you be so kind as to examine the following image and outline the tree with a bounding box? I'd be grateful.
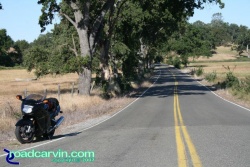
[37,0,224,96]
[0,29,17,66]
[210,13,231,46]
[235,26,250,55]
[228,23,240,43]
[38,0,117,95]
[168,23,213,66]
[211,12,224,25]
[15,40,30,52]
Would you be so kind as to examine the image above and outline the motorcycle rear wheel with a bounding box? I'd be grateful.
[15,125,35,144]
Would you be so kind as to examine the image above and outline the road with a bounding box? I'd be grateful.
[1,64,250,167]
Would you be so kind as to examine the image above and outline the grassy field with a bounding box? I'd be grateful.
[188,46,250,108]
[0,69,137,145]
[190,46,250,81]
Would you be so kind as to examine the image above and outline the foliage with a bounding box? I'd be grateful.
[205,71,217,82]
[0,29,23,66]
[225,72,239,88]
[244,76,250,93]
[23,46,49,77]
[195,66,204,76]
[166,56,181,69]
[168,23,213,61]
[173,57,181,69]
[219,65,239,89]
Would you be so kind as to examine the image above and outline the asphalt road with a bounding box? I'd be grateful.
[1,64,250,167]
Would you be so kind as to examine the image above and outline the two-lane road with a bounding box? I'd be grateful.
[1,65,250,167]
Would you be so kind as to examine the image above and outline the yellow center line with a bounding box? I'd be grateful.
[173,72,202,167]
[174,85,187,167]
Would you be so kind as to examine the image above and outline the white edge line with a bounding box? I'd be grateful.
[80,69,162,132]
[0,137,65,157]
[197,80,250,112]
[176,67,250,112]
[0,70,162,157]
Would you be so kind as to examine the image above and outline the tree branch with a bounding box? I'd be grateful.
[60,11,77,28]
[71,34,78,56]
[92,0,115,37]
[69,47,78,56]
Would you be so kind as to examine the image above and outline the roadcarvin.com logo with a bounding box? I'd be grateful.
[4,148,19,165]
[3,148,95,165]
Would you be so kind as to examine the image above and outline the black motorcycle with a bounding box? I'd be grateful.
[15,94,64,144]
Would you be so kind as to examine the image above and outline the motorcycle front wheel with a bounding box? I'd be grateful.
[15,125,35,144]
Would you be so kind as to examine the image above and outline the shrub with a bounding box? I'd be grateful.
[195,67,204,76]
[173,56,181,69]
[225,71,239,88]
[245,76,250,93]
[205,71,217,82]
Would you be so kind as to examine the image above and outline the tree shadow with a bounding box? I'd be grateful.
[130,66,213,98]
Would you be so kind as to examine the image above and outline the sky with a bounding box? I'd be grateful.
[0,0,250,43]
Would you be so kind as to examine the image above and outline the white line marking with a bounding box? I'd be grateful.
[79,70,162,132]
[197,80,250,112]
[174,66,250,112]
[0,70,162,157]
[0,137,64,157]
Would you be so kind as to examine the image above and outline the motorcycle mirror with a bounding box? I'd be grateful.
[16,95,22,100]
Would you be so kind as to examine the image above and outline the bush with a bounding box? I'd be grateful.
[205,71,217,82]
[173,57,181,69]
[245,76,250,93]
[225,71,239,88]
[195,67,204,76]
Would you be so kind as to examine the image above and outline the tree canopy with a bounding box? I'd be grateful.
[10,1,250,97]
[34,0,225,95]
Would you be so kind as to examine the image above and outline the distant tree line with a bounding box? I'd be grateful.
[7,1,250,96]
[0,29,29,67]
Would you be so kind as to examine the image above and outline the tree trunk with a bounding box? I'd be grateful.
[78,68,92,95]
[100,40,110,81]
[76,28,93,95]
[69,0,114,95]
[71,1,92,95]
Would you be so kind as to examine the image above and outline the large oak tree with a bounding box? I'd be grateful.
[37,0,224,95]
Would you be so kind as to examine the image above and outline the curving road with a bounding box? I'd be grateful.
[1,64,250,167]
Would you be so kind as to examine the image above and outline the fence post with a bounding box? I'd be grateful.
[71,82,74,97]
[90,81,95,92]
[24,88,28,97]
[58,84,61,101]
[44,89,47,98]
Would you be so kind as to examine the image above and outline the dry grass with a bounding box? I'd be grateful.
[0,69,79,96]
[0,69,137,144]
[188,46,250,81]
[190,61,250,81]
[186,46,250,108]
[192,46,238,62]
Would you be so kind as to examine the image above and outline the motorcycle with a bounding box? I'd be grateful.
[15,94,64,144]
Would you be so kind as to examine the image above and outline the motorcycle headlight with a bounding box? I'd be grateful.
[23,105,33,114]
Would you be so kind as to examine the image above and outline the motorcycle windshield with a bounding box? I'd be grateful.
[25,94,44,101]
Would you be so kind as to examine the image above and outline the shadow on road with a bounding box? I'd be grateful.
[130,65,215,98]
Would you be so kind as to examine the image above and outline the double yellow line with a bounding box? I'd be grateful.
[173,76,202,167]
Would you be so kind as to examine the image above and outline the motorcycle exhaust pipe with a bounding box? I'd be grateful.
[47,116,65,134]
[54,116,64,129]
